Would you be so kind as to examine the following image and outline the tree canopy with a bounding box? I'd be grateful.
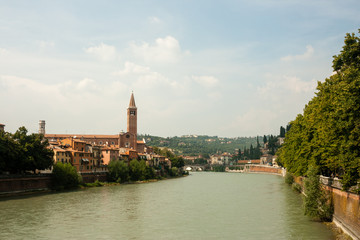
[278,29,360,190]
[0,127,53,174]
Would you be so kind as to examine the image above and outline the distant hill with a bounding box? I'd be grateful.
[138,134,263,156]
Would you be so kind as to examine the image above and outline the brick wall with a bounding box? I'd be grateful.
[0,173,108,195]
[246,165,283,175]
[80,172,107,183]
[0,175,52,195]
[293,175,360,239]
[327,187,360,239]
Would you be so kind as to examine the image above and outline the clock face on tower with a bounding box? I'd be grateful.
[130,110,136,116]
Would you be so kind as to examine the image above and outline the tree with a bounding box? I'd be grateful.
[12,127,53,173]
[171,156,185,168]
[332,30,360,72]
[0,131,23,173]
[263,135,268,144]
[303,165,333,221]
[52,162,82,190]
[0,127,53,174]
[286,124,291,132]
[280,126,286,138]
[279,29,360,190]
[129,159,147,181]
[108,160,129,183]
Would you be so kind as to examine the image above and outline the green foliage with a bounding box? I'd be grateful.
[284,172,294,185]
[140,134,262,156]
[170,167,179,176]
[194,158,208,165]
[52,162,82,190]
[280,126,286,138]
[108,160,129,183]
[154,147,185,168]
[85,180,104,187]
[108,159,157,182]
[292,182,302,193]
[237,141,262,160]
[212,165,226,172]
[333,30,360,71]
[129,159,147,181]
[279,30,360,190]
[303,165,333,221]
[0,127,53,174]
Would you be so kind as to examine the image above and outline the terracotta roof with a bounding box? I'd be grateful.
[137,140,145,144]
[53,147,66,152]
[45,134,119,139]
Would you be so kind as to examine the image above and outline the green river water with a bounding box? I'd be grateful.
[0,172,336,239]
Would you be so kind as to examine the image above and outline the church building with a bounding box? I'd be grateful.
[45,92,147,154]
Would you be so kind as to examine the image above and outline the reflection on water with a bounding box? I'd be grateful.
[0,172,335,239]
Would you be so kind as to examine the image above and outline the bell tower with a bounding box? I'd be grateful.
[127,92,137,136]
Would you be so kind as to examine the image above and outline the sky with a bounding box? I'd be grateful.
[1,0,359,137]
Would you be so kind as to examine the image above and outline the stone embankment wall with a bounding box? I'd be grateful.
[330,187,360,239]
[244,164,285,176]
[0,174,52,196]
[294,176,360,240]
[0,172,108,196]
[81,172,107,183]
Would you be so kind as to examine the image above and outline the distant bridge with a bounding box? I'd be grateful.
[184,165,206,171]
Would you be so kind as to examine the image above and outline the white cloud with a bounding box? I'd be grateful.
[113,61,178,89]
[129,36,188,64]
[207,91,222,100]
[192,75,219,88]
[113,61,150,76]
[281,45,314,61]
[149,16,161,24]
[85,43,117,61]
[0,48,8,55]
[258,75,317,95]
[38,41,55,48]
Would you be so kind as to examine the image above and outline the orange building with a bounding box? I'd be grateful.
[60,138,95,172]
[101,146,119,165]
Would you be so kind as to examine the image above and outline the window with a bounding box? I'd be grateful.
[126,135,130,139]
[99,141,103,145]
[111,141,115,145]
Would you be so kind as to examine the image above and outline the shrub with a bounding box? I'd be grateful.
[170,167,178,177]
[285,172,294,185]
[303,165,333,221]
[52,162,81,190]
[292,182,302,193]
[108,160,129,183]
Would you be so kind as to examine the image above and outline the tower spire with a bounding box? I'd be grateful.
[127,92,137,138]
[129,91,136,108]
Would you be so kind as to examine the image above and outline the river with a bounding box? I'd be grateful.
[0,172,335,239]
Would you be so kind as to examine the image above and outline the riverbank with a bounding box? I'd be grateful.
[0,173,188,198]
[232,165,358,240]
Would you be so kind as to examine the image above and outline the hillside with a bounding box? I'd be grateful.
[138,134,262,156]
